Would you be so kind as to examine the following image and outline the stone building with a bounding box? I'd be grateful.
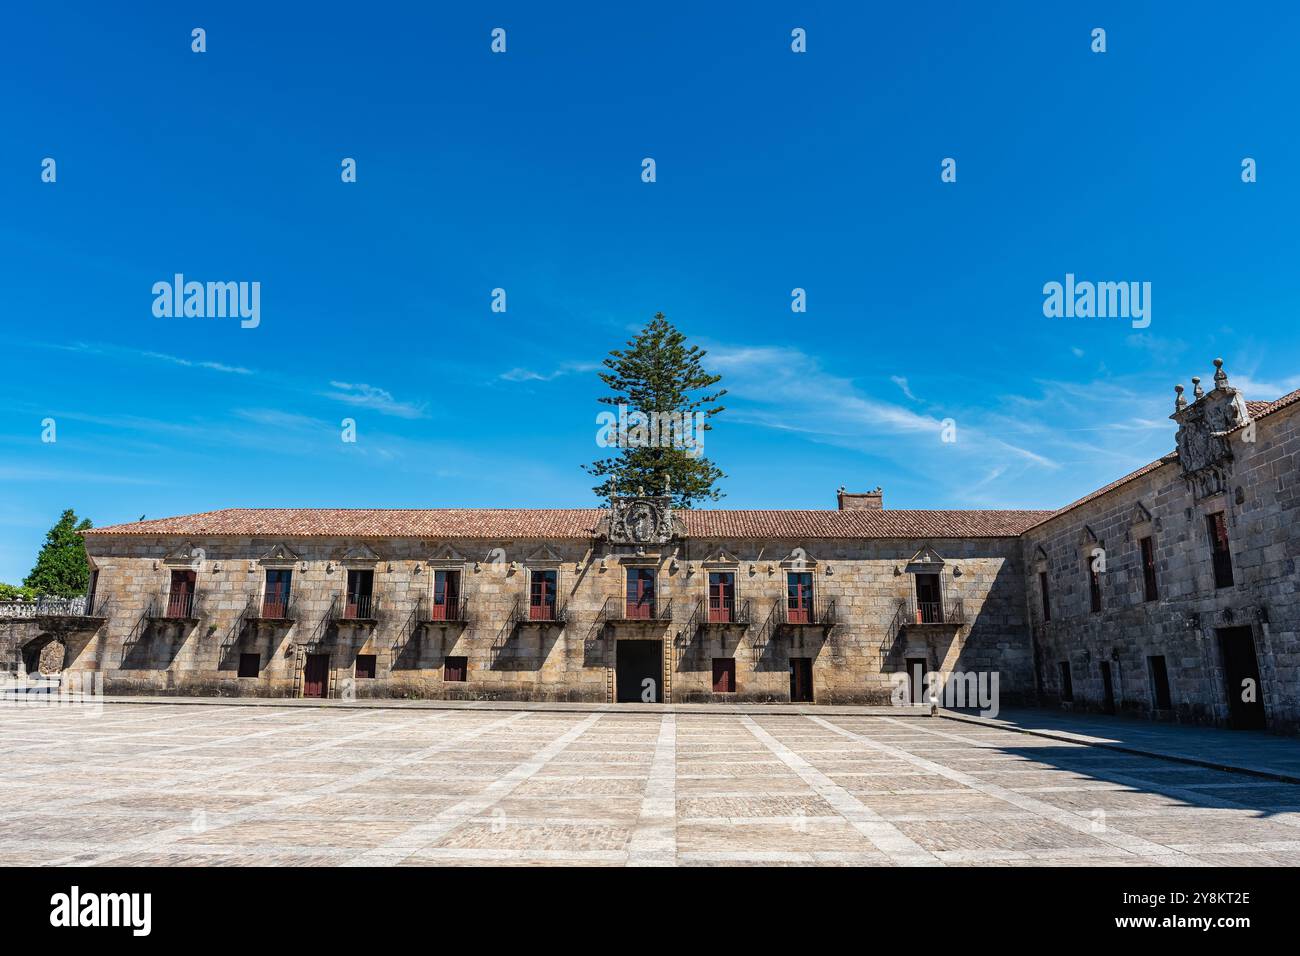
[1,358,1296,732]
[1023,360,1300,733]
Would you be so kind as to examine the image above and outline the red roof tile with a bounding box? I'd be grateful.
[86,507,1050,540]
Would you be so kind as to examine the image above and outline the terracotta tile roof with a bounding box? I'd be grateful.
[680,509,1049,539]
[86,507,1050,541]
[85,509,607,540]
[1242,384,1300,423]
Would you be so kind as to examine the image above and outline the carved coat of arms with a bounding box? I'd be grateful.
[608,494,675,545]
[1171,360,1249,500]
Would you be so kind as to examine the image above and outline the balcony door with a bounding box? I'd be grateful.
[786,572,813,624]
[167,569,196,618]
[264,569,292,618]
[345,569,374,619]
[530,569,557,620]
[708,572,735,623]
[431,569,460,621]
[626,568,656,619]
[915,573,943,623]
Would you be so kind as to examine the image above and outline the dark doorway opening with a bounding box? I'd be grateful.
[906,656,929,704]
[303,653,330,699]
[616,640,662,703]
[915,574,943,623]
[1058,661,1074,702]
[789,657,814,702]
[1099,660,1116,714]
[1148,655,1173,710]
[1218,626,1266,729]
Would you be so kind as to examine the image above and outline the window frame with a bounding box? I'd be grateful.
[237,652,260,678]
[1140,536,1159,603]
[444,656,469,682]
[1206,511,1235,589]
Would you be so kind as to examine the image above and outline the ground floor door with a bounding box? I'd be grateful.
[789,657,814,703]
[1218,626,1266,729]
[303,653,330,699]
[1099,660,1116,714]
[616,640,662,703]
[906,656,929,705]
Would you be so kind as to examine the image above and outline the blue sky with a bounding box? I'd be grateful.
[3,2,1300,582]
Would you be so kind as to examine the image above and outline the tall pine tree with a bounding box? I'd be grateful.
[585,313,726,507]
[24,509,93,597]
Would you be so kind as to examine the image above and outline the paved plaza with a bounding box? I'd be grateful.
[1,702,1298,866]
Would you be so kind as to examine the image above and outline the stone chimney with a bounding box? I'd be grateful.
[837,486,883,510]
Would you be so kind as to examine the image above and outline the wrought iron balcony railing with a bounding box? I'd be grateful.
[255,593,298,621]
[603,595,673,624]
[510,596,567,627]
[705,596,751,625]
[422,593,470,624]
[898,597,965,626]
[163,589,197,619]
[338,593,381,621]
[782,596,837,628]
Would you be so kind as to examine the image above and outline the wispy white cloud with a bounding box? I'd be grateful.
[499,361,601,384]
[707,344,1059,476]
[890,375,918,401]
[323,381,428,419]
[38,341,254,375]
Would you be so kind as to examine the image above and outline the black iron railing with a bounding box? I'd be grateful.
[511,595,567,626]
[339,593,381,621]
[898,597,965,626]
[165,589,197,619]
[424,593,469,624]
[782,595,836,627]
[257,592,297,621]
[603,595,673,623]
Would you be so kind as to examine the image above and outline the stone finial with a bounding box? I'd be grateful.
[1192,376,1204,400]
[1213,357,1228,389]
[1174,384,1186,412]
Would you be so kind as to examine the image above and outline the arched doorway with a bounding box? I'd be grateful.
[21,635,65,677]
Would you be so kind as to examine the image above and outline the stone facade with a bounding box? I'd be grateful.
[1,527,1033,707]
[1023,361,1300,733]
[2,358,1296,730]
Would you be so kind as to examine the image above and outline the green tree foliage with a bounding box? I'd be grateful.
[23,509,93,597]
[0,583,37,601]
[584,313,726,507]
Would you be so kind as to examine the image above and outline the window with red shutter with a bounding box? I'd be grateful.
[444,656,468,682]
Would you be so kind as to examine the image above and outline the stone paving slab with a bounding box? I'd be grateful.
[2,702,1297,867]
[0,692,930,718]
[941,707,1300,784]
